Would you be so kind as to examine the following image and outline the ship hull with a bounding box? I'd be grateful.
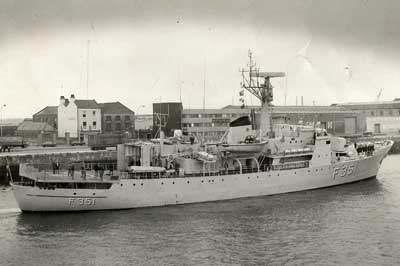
[11,143,391,212]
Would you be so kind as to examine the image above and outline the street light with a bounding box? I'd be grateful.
[0,104,6,137]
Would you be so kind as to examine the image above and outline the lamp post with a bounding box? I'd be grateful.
[0,104,6,137]
[135,105,146,141]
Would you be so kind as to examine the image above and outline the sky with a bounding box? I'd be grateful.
[1,0,400,118]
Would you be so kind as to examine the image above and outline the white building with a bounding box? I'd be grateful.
[57,94,102,139]
[339,99,400,134]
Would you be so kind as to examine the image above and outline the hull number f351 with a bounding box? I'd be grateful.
[333,164,355,179]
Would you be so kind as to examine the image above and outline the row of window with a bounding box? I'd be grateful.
[182,122,229,128]
[82,111,96,118]
[105,122,132,132]
[82,121,97,130]
[182,113,248,119]
[367,109,400,116]
[105,115,132,122]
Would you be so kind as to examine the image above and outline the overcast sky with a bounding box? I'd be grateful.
[1,0,400,118]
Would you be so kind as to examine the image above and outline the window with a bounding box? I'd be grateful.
[83,121,87,129]
[93,121,96,126]
[93,111,96,116]
[125,115,130,121]
[83,113,86,118]
[371,111,374,116]
[106,123,112,131]
[105,116,112,121]
[389,110,393,115]
[125,123,131,130]
[380,110,384,116]
[116,123,121,131]
[115,115,121,121]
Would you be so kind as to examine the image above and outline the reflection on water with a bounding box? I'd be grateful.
[1,155,400,266]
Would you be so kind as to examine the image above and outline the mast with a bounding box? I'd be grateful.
[202,58,206,144]
[240,50,285,139]
[86,40,90,99]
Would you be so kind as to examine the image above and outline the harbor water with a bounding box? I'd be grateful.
[1,155,400,266]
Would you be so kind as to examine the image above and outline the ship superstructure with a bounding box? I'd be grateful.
[10,52,393,211]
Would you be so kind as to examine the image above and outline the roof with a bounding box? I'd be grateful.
[337,100,400,110]
[17,121,55,132]
[33,106,57,116]
[74,99,99,109]
[98,102,134,115]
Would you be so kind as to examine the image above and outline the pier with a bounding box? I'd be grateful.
[0,146,116,184]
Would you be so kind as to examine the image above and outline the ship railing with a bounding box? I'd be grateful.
[19,167,119,183]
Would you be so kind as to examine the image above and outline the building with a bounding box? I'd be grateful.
[338,99,400,134]
[182,107,250,141]
[32,106,58,129]
[98,102,135,135]
[153,102,183,137]
[182,105,365,142]
[16,120,56,144]
[57,94,102,140]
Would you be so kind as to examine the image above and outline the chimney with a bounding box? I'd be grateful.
[70,94,76,103]
[60,96,65,105]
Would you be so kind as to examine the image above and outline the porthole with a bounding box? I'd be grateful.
[257,176,259,178]
[315,169,318,172]
[222,179,224,181]
[133,183,136,186]
[208,180,211,182]
[73,193,76,195]
[201,180,204,183]
[187,181,190,184]
[294,172,296,174]
[141,183,143,186]
[92,193,96,196]
[277,174,280,176]
[248,176,250,179]
[161,182,164,185]
[120,184,123,187]
[172,182,175,184]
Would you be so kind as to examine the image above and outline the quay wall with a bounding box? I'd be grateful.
[0,150,117,185]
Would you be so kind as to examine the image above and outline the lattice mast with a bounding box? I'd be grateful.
[240,50,285,139]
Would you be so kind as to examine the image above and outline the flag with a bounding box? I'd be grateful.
[239,90,244,96]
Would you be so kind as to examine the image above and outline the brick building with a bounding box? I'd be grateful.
[98,102,135,135]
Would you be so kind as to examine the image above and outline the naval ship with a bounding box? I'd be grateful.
[10,52,393,211]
